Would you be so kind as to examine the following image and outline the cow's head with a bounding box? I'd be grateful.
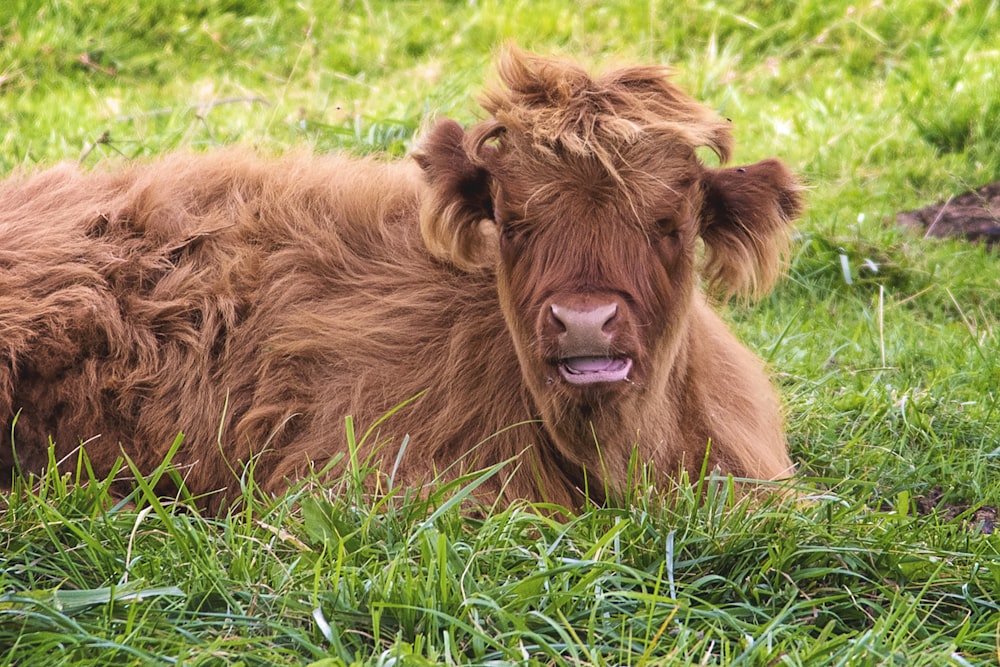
[415,47,802,429]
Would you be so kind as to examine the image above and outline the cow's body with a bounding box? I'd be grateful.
[0,49,801,510]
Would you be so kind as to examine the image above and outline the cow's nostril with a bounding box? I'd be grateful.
[548,304,568,333]
[601,304,618,332]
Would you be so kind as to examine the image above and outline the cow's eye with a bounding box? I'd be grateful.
[656,219,682,240]
[497,215,524,244]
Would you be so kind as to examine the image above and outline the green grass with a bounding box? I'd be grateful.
[2,0,1000,664]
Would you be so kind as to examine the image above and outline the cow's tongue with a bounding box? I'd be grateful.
[559,356,632,385]
[565,357,620,373]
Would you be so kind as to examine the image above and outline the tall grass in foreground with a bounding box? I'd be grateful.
[2,445,998,666]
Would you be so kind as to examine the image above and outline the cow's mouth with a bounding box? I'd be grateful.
[558,356,633,385]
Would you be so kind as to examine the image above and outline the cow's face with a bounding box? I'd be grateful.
[487,139,702,403]
[415,49,802,411]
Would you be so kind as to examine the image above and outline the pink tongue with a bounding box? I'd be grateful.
[566,357,619,372]
[559,357,633,385]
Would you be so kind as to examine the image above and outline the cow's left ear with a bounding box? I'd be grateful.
[413,118,499,271]
[699,159,804,298]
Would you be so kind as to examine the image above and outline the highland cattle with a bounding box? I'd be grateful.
[0,48,802,510]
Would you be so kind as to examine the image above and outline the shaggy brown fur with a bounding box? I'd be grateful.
[0,47,802,511]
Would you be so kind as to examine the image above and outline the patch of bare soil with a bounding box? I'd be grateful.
[897,181,1000,243]
[915,486,997,534]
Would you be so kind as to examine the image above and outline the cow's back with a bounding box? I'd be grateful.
[0,150,471,503]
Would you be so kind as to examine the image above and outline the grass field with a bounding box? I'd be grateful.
[2,1,1000,664]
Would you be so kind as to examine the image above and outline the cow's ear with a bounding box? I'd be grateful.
[698,159,804,298]
[413,118,499,270]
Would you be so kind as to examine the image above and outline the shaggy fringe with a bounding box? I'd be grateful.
[480,45,734,175]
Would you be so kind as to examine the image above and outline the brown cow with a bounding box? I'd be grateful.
[0,48,802,511]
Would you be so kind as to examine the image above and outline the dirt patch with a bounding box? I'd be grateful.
[914,486,996,534]
[897,181,1000,243]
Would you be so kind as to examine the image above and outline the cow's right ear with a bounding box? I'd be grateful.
[414,118,499,270]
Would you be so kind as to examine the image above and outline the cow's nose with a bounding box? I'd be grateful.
[549,302,618,353]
